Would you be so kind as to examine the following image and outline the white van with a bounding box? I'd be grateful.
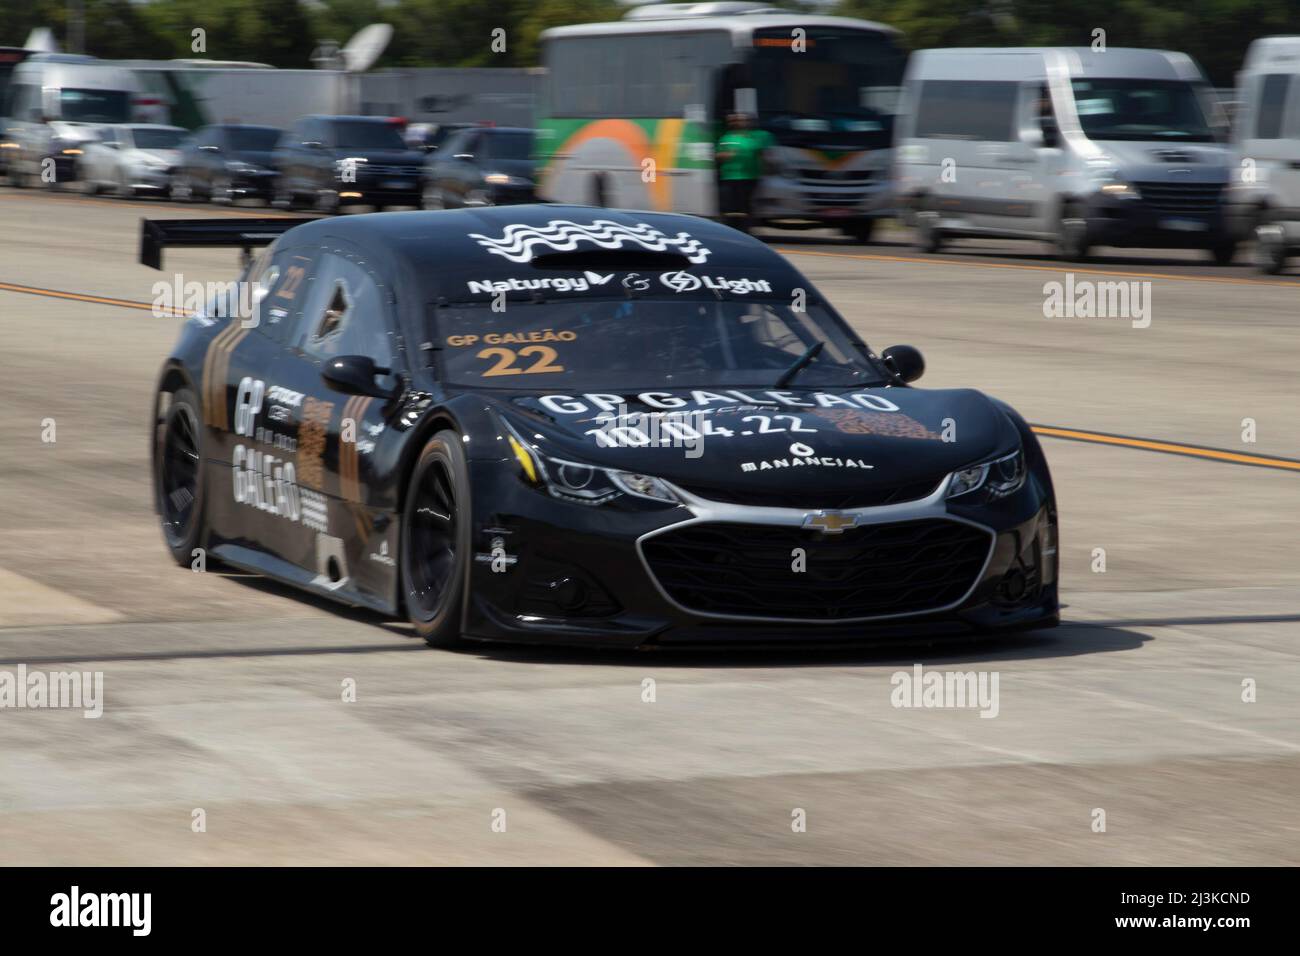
[894,47,1235,263]
[2,53,141,187]
[1226,37,1300,273]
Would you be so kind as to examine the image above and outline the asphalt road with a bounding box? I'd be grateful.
[1,188,1297,864]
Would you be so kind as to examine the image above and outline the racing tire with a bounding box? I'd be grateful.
[400,431,470,648]
[844,218,877,245]
[154,386,208,566]
[1056,202,1091,262]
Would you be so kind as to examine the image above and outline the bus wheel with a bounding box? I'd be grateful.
[844,219,876,245]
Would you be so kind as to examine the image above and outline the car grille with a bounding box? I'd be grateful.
[1133,181,1224,214]
[641,518,992,621]
[676,478,940,510]
[798,168,875,186]
[364,164,420,177]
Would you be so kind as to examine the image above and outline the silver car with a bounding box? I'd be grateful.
[81,123,186,197]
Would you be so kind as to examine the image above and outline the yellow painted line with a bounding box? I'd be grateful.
[1032,425,1300,472]
[776,246,1300,289]
[0,280,186,315]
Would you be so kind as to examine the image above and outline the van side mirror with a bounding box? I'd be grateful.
[882,344,925,383]
[322,355,394,398]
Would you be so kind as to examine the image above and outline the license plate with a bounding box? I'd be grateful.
[1160,218,1208,232]
[820,208,853,218]
[384,179,411,190]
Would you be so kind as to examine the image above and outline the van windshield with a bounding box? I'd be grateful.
[60,88,131,123]
[1070,79,1216,142]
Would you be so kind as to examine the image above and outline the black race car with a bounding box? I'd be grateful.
[144,206,1058,648]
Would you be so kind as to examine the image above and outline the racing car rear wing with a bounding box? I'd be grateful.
[139,217,317,271]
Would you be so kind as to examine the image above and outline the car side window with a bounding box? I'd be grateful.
[294,250,399,387]
[442,131,470,157]
[250,246,314,343]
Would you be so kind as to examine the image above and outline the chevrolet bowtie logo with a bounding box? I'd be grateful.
[804,511,859,534]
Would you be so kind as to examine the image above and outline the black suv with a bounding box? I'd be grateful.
[272,115,425,212]
[420,126,536,209]
[170,124,281,204]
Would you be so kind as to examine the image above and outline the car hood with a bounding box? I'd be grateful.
[131,148,180,164]
[491,386,1021,498]
[331,147,425,167]
[481,158,534,181]
[230,150,275,169]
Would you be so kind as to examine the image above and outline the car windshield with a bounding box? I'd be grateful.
[485,131,533,160]
[132,127,183,149]
[331,120,406,150]
[228,127,280,151]
[60,88,130,123]
[1070,79,1217,141]
[434,298,884,390]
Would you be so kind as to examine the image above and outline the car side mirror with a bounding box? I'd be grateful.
[882,344,925,383]
[322,355,394,398]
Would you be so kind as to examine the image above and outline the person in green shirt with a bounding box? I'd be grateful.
[716,113,774,234]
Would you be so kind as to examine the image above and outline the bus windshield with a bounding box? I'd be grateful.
[60,88,131,123]
[748,28,905,147]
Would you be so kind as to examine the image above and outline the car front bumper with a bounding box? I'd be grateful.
[459,459,1060,647]
[1082,186,1231,248]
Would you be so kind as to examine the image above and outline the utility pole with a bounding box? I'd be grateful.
[68,0,85,54]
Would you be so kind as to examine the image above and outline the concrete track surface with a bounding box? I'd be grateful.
[1,188,1297,865]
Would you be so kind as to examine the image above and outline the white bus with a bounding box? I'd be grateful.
[535,1,905,242]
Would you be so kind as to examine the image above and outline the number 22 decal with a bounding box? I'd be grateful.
[741,414,817,434]
[477,345,565,377]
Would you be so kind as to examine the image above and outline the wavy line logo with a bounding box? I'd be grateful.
[468,219,712,264]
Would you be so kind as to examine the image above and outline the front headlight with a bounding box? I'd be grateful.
[946,448,1027,501]
[504,423,680,506]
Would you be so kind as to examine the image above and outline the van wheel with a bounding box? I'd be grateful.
[914,211,943,254]
[1057,203,1090,262]
[1254,218,1287,274]
[401,431,470,648]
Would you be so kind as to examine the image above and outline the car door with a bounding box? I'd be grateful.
[82,126,112,185]
[274,241,406,600]
[203,240,315,555]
